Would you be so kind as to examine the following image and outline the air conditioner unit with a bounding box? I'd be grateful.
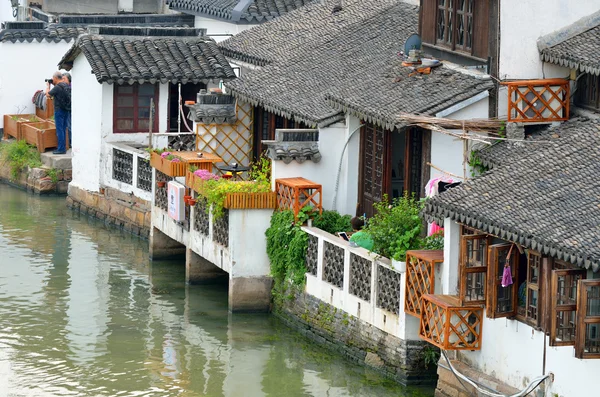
[514,85,567,121]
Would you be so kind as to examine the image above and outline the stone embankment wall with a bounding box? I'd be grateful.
[0,160,70,194]
[67,184,151,238]
[275,291,437,385]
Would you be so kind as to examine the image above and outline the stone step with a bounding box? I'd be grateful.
[40,149,72,170]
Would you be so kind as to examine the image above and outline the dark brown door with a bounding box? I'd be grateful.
[405,128,423,196]
[358,124,390,218]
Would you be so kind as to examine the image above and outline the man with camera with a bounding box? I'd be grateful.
[44,71,71,155]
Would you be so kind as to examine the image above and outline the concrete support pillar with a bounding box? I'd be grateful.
[441,218,460,295]
[186,248,228,284]
[228,276,273,313]
[149,226,186,259]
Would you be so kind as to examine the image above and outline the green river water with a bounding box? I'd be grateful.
[0,184,433,397]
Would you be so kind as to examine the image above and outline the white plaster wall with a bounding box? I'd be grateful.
[0,0,15,24]
[194,17,254,43]
[228,209,272,278]
[0,41,72,129]
[271,120,359,216]
[497,0,598,118]
[71,55,103,192]
[100,143,153,202]
[431,94,489,181]
[152,205,190,247]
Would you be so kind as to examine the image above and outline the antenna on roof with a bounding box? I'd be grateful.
[403,33,423,65]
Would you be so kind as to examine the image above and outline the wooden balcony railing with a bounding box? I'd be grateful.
[405,250,444,318]
[275,177,322,217]
[503,78,569,123]
[419,294,483,351]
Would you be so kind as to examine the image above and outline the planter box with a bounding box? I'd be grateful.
[3,114,39,140]
[36,98,54,120]
[186,170,276,210]
[21,121,57,153]
[150,152,188,177]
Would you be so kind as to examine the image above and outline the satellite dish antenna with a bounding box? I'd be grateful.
[404,34,422,55]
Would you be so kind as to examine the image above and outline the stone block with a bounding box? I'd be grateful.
[63,169,72,181]
[229,276,273,313]
[40,151,72,169]
[56,181,69,194]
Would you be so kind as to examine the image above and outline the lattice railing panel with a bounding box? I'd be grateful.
[193,197,209,236]
[113,148,133,185]
[405,251,441,317]
[137,157,152,192]
[504,79,570,123]
[306,234,319,276]
[323,241,344,288]
[155,170,172,211]
[275,178,322,217]
[350,254,371,302]
[377,265,401,314]
[196,102,253,175]
[419,294,483,351]
[213,210,229,247]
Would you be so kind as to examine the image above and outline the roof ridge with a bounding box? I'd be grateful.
[537,9,600,51]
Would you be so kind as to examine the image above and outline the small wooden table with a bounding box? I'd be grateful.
[175,151,222,172]
[275,177,322,217]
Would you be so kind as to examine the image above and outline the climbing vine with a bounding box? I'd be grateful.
[468,150,489,177]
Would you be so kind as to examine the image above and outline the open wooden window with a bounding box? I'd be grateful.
[459,234,489,305]
[486,244,519,318]
[575,280,600,359]
[516,251,542,327]
[550,268,586,346]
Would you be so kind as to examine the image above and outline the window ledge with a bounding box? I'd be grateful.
[423,43,487,64]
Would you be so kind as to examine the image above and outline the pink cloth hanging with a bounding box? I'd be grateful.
[425,176,454,236]
[501,245,515,288]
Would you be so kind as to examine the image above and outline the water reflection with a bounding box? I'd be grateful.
[0,185,432,396]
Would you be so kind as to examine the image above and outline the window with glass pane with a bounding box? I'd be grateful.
[460,234,489,304]
[486,244,519,319]
[113,83,158,133]
[523,251,541,326]
[435,0,474,52]
[576,280,600,358]
[550,268,584,346]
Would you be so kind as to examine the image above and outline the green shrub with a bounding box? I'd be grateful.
[311,210,352,235]
[365,193,423,261]
[266,210,308,287]
[0,140,42,179]
[422,231,444,250]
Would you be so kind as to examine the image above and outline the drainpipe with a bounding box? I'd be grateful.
[178,83,182,134]
[331,122,363,210]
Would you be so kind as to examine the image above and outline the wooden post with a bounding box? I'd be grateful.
[148,98,154,150]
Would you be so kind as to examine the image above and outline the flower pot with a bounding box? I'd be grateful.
[188,198,197,206]
[184,195,192,204]
[392,259,407,273]
[157,181,166,188]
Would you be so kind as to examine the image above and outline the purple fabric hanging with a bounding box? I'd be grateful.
[502,266,513,288]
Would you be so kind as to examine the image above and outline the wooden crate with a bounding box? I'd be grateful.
[36,98,54,120]
[21,121,58,153]
[405,250,444,318]
[275,177,322,217]
[223,192,276,209]
[150,152,188,177]
[3,114,39,140]
[419,294,483,351]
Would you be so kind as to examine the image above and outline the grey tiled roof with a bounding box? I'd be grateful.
[0,24,86,43]
[168,0,313,22]
[222,0,492,128]
[59,34,236,84]
[424,117,600,271]
[539,10,600,75]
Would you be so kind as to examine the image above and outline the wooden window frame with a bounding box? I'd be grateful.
[575,73,600,112]
[486,243,519,319]
[436,0,474,54]
[459,232,490,305]
[576,280,600,359]
[253,106,299,160]
[549,268,586,346]
[113,83,159,134]
[516,250,542,327]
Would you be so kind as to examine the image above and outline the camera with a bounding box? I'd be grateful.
[45,78,53,84]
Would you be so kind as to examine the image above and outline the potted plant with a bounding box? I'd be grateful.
[149,149,187,177]
[157,181,166,188]
[3,114,40,140]
[188,198,197,206]
[365,193,424,269]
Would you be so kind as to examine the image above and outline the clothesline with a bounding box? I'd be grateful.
[427,162,467,180]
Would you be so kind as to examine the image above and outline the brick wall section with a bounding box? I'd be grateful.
[275,291,438,385]
[67,185,151,238]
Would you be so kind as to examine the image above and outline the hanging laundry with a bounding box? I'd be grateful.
[425,176,456,236]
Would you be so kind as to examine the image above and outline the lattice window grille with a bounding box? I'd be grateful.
[377,265,401,314]
[306,234,319,276]
[113,148,133,185]
[155,170,172,211]
[322,241,344,289]
[213,210,229,247]
[349,254,371,302]
[193,197,210,236]
[137,157,152,192]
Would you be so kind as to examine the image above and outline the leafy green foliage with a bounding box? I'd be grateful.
[422,231,444,250]
[365,193,423,261]
[200,179,272,218]
[266,210,308,290]
[248,154,271,185]
[468,150,489,177]
[421,345,440,369]
[46,168,59,184]
[0,140,42,179]
[312,210,352,235]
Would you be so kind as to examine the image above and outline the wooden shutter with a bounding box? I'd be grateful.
[472,0,490,59]
[486,244,519,318]
[575,280,600,359]
[459,234,489,305]
[550,269,586,346]
[420,0,437,44]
